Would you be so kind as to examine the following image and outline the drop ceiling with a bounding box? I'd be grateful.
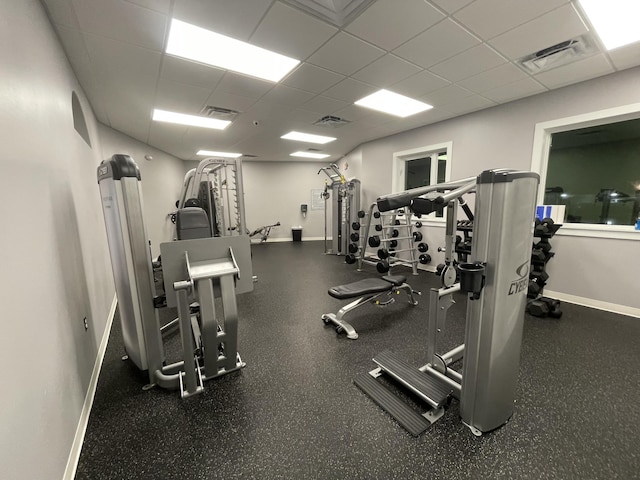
[41,0,640,162]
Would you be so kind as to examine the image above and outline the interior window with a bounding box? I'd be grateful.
[394,142,452,220]
[545,118,640,226]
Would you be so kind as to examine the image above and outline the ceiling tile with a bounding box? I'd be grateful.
[402,107,457,129]
[84,33,162,80]
[394,19,480,68]
[250,2,338,60]
[429,44,506,82]
[457,63,528,93]
[71,0,167,51]
[454,0,568,40]
[205,91,258,113]
[307,32,385,76]
[171,0,272,41]
[160,56,224,89]
[246,100,295,123]
[261,84,316,107]
[534,53,614,89]
[421,84,473,106]
[608,42,640,71]
[332,104,377,122]
[322,78,378,103]
[390,70,450,98]
[429,0,475,14]
[482,77,547,102]
[300,95,350,115]
[154,78,211,113]
[345,0,445,51]
[148,123,188,156]
[439,94,496,114]
[41,0,80,28]
[124,0,171,14]
[282,64,345,94]
[352,54,422,87]
[488,3,588,60]
[214,72,274,99]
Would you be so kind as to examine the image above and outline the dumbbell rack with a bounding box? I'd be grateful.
[527,219,562,318]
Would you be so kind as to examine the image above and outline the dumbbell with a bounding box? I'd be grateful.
[375,224,383,231]
[350,232,359,242]
[527,279,543,298]
[348,243,359,254]
[415,221,422,228]
[352,222,360,230]
[345,254,358,265]
[534,238,552,253]
[419,254,431,264]
[376,260,390,273]
[530,269,549,283]
[377,245,419,259]
[535,217,555,235]
[357,210,367,218]
[417,243,428,253]
[531,248,549,263]
[368,232,423,247]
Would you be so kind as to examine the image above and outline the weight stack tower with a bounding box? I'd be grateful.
[460,170,539,434]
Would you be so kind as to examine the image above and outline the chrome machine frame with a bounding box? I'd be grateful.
[98,154,253,398]
[356,169,539,436]
[318,163,361,255]
[178,157,247,238]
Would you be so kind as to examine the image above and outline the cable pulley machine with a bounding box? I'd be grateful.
[355,169,539,436]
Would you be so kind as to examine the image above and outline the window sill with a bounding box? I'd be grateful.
[555,223,640,240]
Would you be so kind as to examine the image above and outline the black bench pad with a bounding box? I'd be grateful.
[328,275,406,300]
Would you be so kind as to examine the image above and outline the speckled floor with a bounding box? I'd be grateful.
[76,241,640,480]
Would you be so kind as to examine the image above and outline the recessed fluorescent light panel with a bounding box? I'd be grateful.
[579,0,640,50]
[354,89,432,118]
[290,151,330,159]
[281,131,336,144]
[152,109,231,130]
[197,150,242,157]
[166,19,300,82]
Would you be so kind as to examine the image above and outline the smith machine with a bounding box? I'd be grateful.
[98,154,253,399]
[355,169,539,436]
[318,163,361,255]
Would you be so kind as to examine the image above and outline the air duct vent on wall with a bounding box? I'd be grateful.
[518,36,596,73]
[201,105,241,121]
[313,115,351,128]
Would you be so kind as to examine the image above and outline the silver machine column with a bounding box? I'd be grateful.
[97,154,164,384]
[459,170,539,434]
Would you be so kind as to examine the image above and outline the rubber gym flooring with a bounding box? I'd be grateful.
[76,241,640,480]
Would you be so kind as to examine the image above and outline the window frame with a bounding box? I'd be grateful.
[392,141,452,224]
[531,103,640,240]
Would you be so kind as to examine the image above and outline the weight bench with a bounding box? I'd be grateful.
[321,275,419,340]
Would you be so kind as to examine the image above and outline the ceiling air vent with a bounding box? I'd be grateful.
[200,105,240,121]
[313,115,351,128]
[518,36,596,73]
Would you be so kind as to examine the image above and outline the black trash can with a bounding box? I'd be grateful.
[292,226,302,242]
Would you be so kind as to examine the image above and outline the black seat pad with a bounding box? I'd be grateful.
[328,275,406,300]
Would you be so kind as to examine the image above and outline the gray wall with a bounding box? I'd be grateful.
[185,159,332,241]
[0,2,188,478]
[339,66,640,312]
[0,1,111,478]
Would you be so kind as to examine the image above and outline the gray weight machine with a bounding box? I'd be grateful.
[98,154,253,399]
[318,164,361,255]
[355,169,539,436]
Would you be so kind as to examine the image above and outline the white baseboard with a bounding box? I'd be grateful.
[63,294,117,480]
[543,289,640,319]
